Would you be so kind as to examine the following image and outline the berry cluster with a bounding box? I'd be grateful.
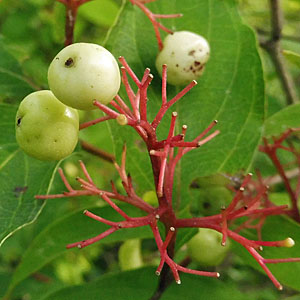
[15,43,121,160]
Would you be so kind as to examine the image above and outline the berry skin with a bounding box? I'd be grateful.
[187,228,230,267]
[190,186,232,217]
[15,90,79,161]
[48,43,121,110]
[155,31,210,86]
[118,239,143,271]
[142,190,158,207]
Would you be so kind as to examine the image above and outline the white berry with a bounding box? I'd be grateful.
[156,31,210,86]
[48,43,121,110]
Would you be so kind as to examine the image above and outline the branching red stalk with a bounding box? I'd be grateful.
[129,0,182,50]
[36,58,300,290]
[260,130,300,222]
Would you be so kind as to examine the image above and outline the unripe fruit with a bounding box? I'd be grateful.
[118,239,143,271]
[156,31,210,86]
[15,90,79,161]
[142,190,158,207]
[187,228,230,267]
[190,186,232,217]
[48,43,121,110]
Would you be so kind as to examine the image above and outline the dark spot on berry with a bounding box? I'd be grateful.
[171,51,175,56]
[56,57,60,60]
[196,65,205,72]
[176,64,179,67]
[194,61,201,66]
[90,85,94,88]
[65,58,74,67]
[54,139,57,143]
[17,117,22,126]
[188,50,195,56]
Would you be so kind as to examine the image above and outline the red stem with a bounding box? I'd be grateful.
[264,146,300,221]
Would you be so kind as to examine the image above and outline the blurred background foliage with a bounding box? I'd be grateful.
[0,0,300,299]
[240,0,300,117]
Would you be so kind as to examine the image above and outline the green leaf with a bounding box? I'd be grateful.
[0,272,11,299]
[0,152,59,246]
[0,40,34,103]
[42,267,157,300]
[283,50,300,69]
[284,295,300,300]
[0,103,18,147]
[41,267,248,300]
[104,0,265,207]
[232,216,300,291]
[264,103,300,137]
[0,103,59,247]
[6,205,153,296]
[78,0,119,27]
[161,273,249,300]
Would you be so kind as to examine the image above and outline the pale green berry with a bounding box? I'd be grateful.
[187,228,230,266]
[156,31,210,86]
[190,186,232,217]
[48,43,121,110]
[15,90,79,161]
[142,190,158,207]
[118,239,143,271]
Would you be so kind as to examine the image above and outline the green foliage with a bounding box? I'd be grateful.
[283,50,300,68]
[78,0,119,28]
[6,204,152,296]
[264,103,300,137]
[41,267,249,300]
[232,216,300,291]
[0,41,34,103]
